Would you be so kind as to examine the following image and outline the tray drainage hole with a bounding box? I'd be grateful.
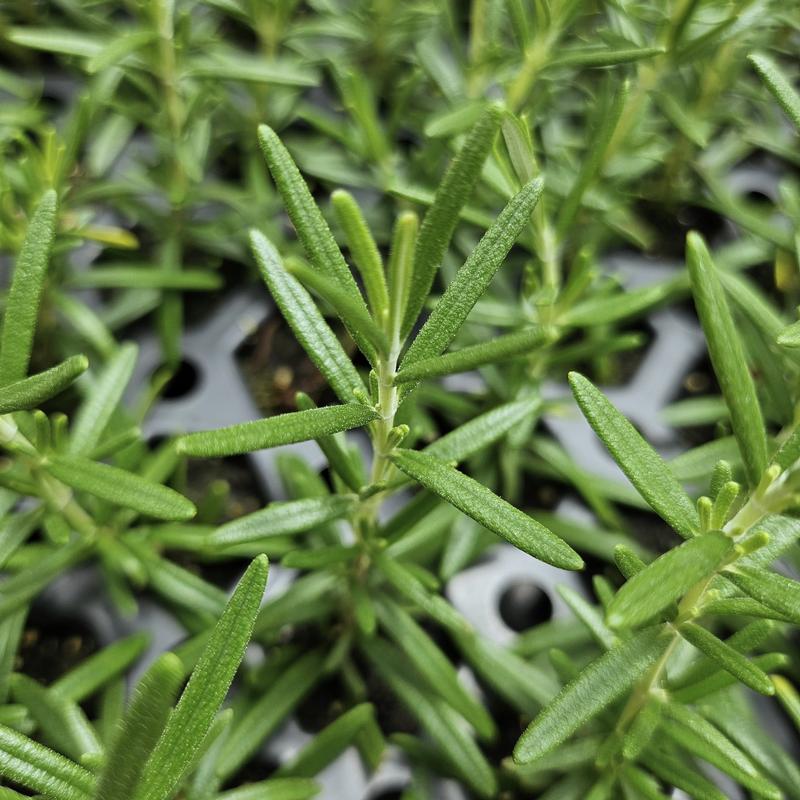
[368,787,409,800]
[158,358,200,399]
[499,581,553,632]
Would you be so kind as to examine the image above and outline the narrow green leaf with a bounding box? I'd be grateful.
[0,723,94,800]
[394,326,548,384]
[210,495,356,547]
[749,53,800,131]
[4,27,103,57]
[178,404,378,458]
[390,449,582,570]
[661,703,781,799]
[606,531,732,629]
[360,638,497,798]
[134,555,269,800]
[275,704,374,778]
[556,80,628,236]
[53,632,149,703]
[0,355,88,413]
[295,392,364,491]
[513,627,669,764]
[672,653,788,703]
[569,372,699,538]
[216,650,323,780]
[0,190,58,385]
[402,104,504,337]
[376,599,495,739]
[678,622,773,695]
[772,676,800,732]
[68,267,222,291]
[402,178,544,371]
[287,260,388,359]
[374,553,471,634]
[550,46,664,68]
[10,674,101,760]
[188,53,317,87]
[256,125,363,300]
[46,455,196,521]
[331,190,389,320]
[642,748,727,800]
[686,233,768,484]
[250,231,366,404]
[217,778,319,800]
[777,320,800,348]
[68,342,137,455]
[723,565,800,624]
[425,397,540,464]
[94,653,184,800]
[387,211,418,338]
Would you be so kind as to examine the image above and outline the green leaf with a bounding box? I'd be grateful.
[401,178,544,372]
[0,723,94,800]
[402,104,503,337]
[749,53,800,131]
[0,355,88,413]
[376,599,495,739]
[686,233,768,485]
[210,495,357,547]
[0,190,58,385]
[53,632,149,703]
[331,190,389,320]
[134,555,269,800]
[68,342,137,456]
[360,638,497,798]
[217,778,319,800]
[776,320,800,348]
[660,703,781,799]
[216,650,323,781]
[556,80,628,236]
[256,125,363,301]
[95,653,184,800]
[68,267,222,291]
[387,211,419,338]
[568,372,699,538]
[425,397,540,464]
[513,627,669,764]
[188,52,317,87]
[390,449,582,570]
[374,553,471,634]
[4,27,104,57]
[723,565,800,624]
[394,326,549,384]
[10,674,101,760]
[606,531,732,629]
[678,622,774,695]
[46,455,196,521]
[287,260,388,360]
[178,404,378,458]
[275,704,374,778]
[772,676,800,732]
[550,46,664,68]
[250,231,366,404]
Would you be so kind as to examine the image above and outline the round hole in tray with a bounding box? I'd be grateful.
[159,358,201,399]
[498,580,553,633]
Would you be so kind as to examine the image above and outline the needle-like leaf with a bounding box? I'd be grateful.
[401,177,544,372]
[394,326,549,384]
[250,231,366,404]
[134,555,269,800]
[390,449,583,570]
[178,404,378,458]
[606,531,733,629]
[686,233,768,485]
[749,53,800,131]
[0,190,58,386]
[402,104,503,337]
[678,622,774,695]
[513,627,669,764]
[45,455,196,521]
[94,653,184,800]
[569,372,699,538]
[0,355,88,413]
[209,495,357,547]
[0,723,94,800]
[723,565,800,624]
